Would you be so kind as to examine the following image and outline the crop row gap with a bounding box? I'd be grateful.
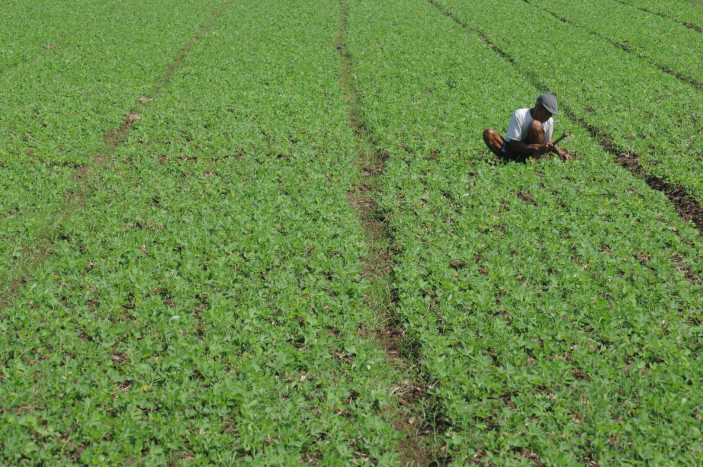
[335,0,436,463]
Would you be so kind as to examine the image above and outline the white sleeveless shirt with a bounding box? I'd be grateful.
[505,108,553,143]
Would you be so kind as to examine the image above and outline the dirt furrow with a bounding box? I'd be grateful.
[0,2,229,313]
[521,0,702,90]
[431,0,703,243]
[336,1,432,464]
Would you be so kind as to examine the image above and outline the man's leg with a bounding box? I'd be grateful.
[482,128,504,157]
[525,120,544,144]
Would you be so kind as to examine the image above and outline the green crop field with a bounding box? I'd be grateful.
[0,0,701,464]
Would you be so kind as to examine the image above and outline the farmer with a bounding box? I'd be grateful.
[483,93,572,162]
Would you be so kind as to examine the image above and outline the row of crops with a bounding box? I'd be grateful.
[614,0,703,31]
[1,0,701,464]
[527,0,702,86]
[0,0,224,282]
[1,0,405,463]
[346,0,702,463]
[434,0,703,203]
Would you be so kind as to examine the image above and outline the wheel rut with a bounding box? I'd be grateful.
[336,1,433,464]
[0,1,230,313]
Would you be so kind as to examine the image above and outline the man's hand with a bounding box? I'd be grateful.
[553,145,572,160]
[510,140,572,160]
[526,142,552,155]
[547,142,572,161]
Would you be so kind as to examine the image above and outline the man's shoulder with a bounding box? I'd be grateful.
[512,108,530,120]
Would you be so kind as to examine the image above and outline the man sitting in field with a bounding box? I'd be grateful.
[483,93,572,162]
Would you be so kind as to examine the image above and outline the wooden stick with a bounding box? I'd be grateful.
[553,132,569,145]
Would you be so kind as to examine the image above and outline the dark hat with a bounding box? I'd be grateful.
[536,93,559,115]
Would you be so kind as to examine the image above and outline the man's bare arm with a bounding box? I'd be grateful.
[510,139,572,161]
[509,139,552,155]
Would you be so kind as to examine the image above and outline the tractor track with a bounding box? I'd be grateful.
[430,0,703,246]
[336,1,433,464]
[521,0,702,90]
[0,1,229,313]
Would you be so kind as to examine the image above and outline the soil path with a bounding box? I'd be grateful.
[0,1,229,313]
[336,1,432,464]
